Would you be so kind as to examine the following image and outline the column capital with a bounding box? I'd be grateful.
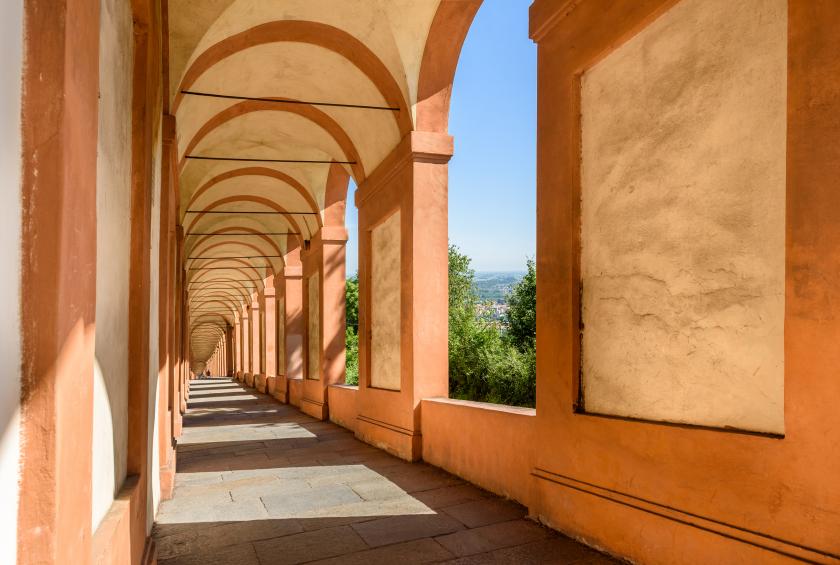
[283,265,303,279]
[315,226,349,245]
[355,131,453,208]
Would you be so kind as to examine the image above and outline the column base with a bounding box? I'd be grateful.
[288,377,303,407]
[301,397,328,420]
[355,414,422,461]
[255,373,267,393]
[272,375,288,403]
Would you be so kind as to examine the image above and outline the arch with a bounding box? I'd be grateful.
[415,0,483,133]
[174,20,411,134]
[179,100,366,181]
[187,167,320,219]
[185,195,307,242]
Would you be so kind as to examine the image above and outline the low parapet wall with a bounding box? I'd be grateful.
[328,384,358,432]
[421,397,536,508]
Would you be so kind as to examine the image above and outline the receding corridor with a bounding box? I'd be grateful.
[153,379,617,564]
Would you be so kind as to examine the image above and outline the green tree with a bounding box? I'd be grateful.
[447,246,537,407]
[505,259,536,351]
[345,275,359,332]
[345,275,359,385]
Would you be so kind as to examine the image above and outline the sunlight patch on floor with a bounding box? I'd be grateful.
[178,422,317,445]
[158,465,435,524]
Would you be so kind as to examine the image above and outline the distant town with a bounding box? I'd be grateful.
[474,271,526,323]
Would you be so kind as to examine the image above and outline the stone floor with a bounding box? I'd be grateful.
[153,378,619,565]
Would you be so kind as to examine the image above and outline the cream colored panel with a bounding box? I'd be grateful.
[278,296,286,374]
[308,273,320,380]
[580,0,786,434]
[371,211,401,391]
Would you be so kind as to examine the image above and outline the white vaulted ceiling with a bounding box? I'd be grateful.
[169,0,446,364]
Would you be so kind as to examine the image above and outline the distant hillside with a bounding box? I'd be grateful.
[474,271,525,302]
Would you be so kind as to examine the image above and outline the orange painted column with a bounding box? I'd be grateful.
[233,314,242,377]
[283,260,305,381]
[354,132,453,461]
[226,324,234,376]
[241,304,251,378]
[172,227,184,437]
[18,0,99,560]
[250,296,261,387]
[263,280,277,379]
[301,228,348,420]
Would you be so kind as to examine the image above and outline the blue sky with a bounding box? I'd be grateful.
[345,0,536,275]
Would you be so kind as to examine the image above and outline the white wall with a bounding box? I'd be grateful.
[148,119,163,530]
[0,2,22,563]
[92,0,134,531]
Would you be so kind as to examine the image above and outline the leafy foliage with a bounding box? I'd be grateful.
[505,259,536,351]
[345,275,359,332]
[448,245,536,407]
[345,275,359,385]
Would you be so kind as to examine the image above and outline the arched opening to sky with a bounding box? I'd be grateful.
[344,0,536,276]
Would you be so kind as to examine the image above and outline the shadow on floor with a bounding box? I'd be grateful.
[152,378,619,565]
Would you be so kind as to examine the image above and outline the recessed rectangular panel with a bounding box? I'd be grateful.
[307,273,320,380]
[277,296,285,374]
[580,0,787,433]
[371,211,401,391]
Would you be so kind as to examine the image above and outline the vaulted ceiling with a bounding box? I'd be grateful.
[170,0,479,364]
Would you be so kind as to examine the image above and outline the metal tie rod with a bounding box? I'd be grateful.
[189,266,270,271]
[184,210,318,215]
[180,89,400,112]
[185,155,356,165]
[185,232,301,236]
[187,255,284,259]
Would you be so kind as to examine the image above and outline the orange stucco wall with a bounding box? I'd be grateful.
[421,398,536,508]
[327,384,358,432]
[528,1,840,563]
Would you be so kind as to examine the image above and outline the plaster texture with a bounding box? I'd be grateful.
[580,0,787,433]
[307,273,321,380]
[370,211,401,391]
[92,0,134,531]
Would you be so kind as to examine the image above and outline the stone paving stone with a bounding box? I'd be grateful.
[307,538,455,564]
[442,537,617,564]
[348,477,410,501]
[157,497,268,525]
[442,497,528,528]
[154,519,303,560]
[252,525,368,564]
[261,484,362,517]
[158,541,260,565]
[435,519,551,557]
[351,513,465,547]
[412,484,493,510]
